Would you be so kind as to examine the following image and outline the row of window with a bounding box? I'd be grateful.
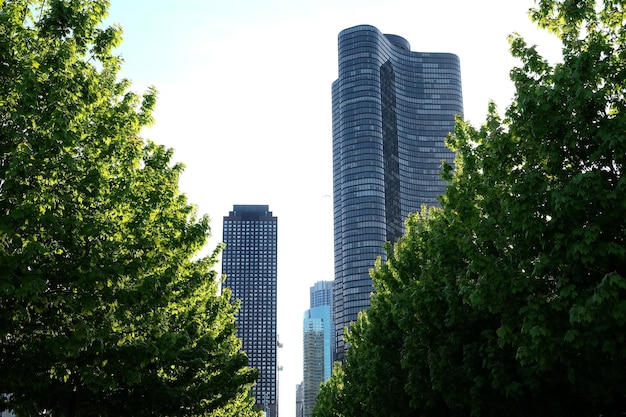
[224,227,276,232]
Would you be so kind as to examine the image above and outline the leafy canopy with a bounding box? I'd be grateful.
[314,0,626,416]
[0,1,260,416]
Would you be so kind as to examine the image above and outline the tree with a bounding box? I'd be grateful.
[317,0,626,416]
[338,283,415,417]
[0,1,259,416]
[312,363,346,417]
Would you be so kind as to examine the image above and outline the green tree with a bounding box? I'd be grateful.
[312,363,346,417]
[0,1,259,416]
[320,0,626,416]
[337,286,414,417]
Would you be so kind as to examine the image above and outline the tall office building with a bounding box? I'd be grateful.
[332,25,463,359]
[310,280,333,309]
[295,383,304,417]
[301,281,333,417]
[222,205,278,417]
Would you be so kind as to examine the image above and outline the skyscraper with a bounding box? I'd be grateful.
[332,25,463,359]
[295,383,304,417]
[309,280,333,309]
[301,281,333,417]
[222,205,278,417]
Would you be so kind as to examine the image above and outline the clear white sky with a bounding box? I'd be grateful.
[105,1,561,416]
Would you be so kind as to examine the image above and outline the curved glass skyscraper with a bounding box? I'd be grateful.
[332,25,463,359]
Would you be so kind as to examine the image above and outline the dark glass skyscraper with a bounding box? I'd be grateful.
[222,205,278,417]
[332,25,463,359]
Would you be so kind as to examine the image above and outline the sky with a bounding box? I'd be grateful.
[104,1,562,416]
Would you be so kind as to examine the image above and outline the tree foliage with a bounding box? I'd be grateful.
[0,1,259,416]
[312,363,346,417]
[314,0,626,416]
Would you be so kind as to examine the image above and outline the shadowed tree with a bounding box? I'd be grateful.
[313,0,626,416]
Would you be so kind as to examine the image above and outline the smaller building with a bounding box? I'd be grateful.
[301,280,334,417]
[222,205,278,417]
[295,383,304,417]
[310,281,333,309]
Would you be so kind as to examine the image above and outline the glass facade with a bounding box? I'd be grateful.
[300,281,333,417]
[307,281,334,375]
[332,25,463,359]
[302,305,332,417]
[222,205,278,417]
[309,280,333,309]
